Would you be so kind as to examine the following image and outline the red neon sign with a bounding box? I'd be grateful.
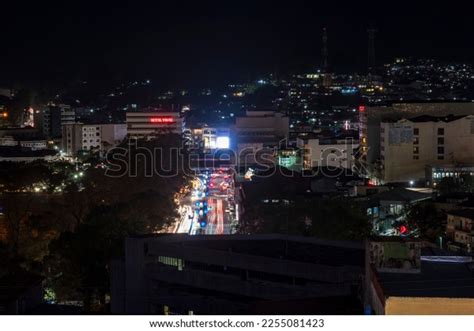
[150,117,174,124]
[358,105,366,112]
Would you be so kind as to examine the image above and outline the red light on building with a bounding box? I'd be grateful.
[150,117,174,124]
[358,105,366,112]
[399,225,407,235]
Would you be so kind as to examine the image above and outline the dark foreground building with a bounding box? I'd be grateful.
[111,234,365,314]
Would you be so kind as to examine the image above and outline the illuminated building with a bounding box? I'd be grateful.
[202,127,230,150]
[182,126,231,151]
[62,123,127,156]
[366,237,474,315]
[126,108,183,138]
[234,110,289,165]
[297,133,358,170]
[427,164,474,186]
[380,114,474,183]
[359,102,474,178]
[365,187,431,235]
[276,147,300,169]
[446,209,474,252]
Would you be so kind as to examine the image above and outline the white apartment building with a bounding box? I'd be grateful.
[297,133,358,170]
[62,123,127,156]
[380,115,474,183]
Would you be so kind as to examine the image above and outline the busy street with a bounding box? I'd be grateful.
[176,168,237,235]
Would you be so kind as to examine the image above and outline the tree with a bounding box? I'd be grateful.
[2,193,34,257]
[46,204,144,311]
[437,177,457,194]
[437,175,474,195]
[240,197,371,241]
[307,199,371,241]
[405,202,445,242]
[44,134,192,310]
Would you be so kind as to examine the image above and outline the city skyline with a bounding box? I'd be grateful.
[2,3,474,321]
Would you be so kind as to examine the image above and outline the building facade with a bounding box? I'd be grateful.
[235,110,289,140]
[111,234,364,315]
[126,109,183,138]
[36,104,75,138]
[380,115,474,183]
[365,238,474,315]
[61,123,127,156]
[297,134,358,170]
[360,102,474,178]
[446,209,474,251]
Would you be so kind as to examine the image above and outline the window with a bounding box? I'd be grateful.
[413,128,419,135]
[413,137,419,145]
[158,256,185,271]
[438,128,444,135]
[413,155,419,160]
[413,146,419,154]
[438,146,444,154]
[438,137,444,145]
[438,155,444,160]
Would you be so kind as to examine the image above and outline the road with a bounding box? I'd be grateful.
[175,168,236,235]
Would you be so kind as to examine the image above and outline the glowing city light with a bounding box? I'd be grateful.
[150,117,174,124]
[216,136,230,149]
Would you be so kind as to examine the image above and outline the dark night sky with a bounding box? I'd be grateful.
[1,1,473,88]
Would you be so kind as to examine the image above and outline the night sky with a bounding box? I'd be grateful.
[1,2,473,88]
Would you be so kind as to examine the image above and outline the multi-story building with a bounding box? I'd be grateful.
[427,164,474,186]
[126,108,183,138]
[297,133,358,170]
[36,104,75,138]
[359,101,474,178]
[380,114,474,183]
[235,110,289,140]
[365,237,474,315]
[61,123,127,156]
[234,110,289,166]
[446,209,474,251]
[111,234,364,315]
